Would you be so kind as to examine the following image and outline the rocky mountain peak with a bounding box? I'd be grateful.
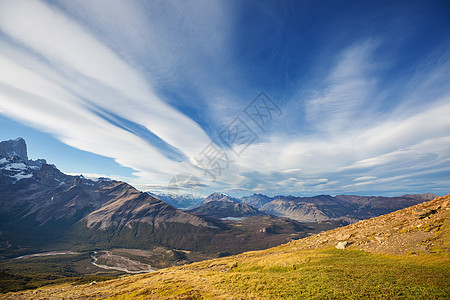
[0,137,28,161]
[202,192,236,204]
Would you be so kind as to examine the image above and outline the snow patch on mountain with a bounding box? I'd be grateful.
[2,162,27,171]
[12,172,33,181]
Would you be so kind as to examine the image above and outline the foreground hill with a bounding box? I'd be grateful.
[4,195,448,299]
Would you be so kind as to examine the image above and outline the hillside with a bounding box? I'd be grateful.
[3,194,448,299]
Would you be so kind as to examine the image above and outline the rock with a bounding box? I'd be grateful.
[335,241,349,249]
[0,138,28,161]
[336,233,352,241]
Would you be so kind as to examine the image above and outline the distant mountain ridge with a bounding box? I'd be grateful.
[239,193,273,209]
[149,193,203,210]
[170,191,437,223]
[187,192,264,218]
[238,193,437,223]
[200,192,238,204]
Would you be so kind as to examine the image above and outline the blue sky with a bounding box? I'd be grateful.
[0,0,449,197]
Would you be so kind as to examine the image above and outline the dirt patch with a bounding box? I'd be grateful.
[91,251,156,273]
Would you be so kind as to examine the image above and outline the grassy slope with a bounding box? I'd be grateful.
[2,248,448,299]
[2,194,449,299]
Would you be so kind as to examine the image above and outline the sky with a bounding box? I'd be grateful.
[0,0,449,197]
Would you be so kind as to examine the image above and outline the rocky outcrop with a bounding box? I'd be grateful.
[0,137,28,161]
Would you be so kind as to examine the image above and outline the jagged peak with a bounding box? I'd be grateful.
[0,137,28,161]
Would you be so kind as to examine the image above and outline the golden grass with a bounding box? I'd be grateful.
[3,246,448,299]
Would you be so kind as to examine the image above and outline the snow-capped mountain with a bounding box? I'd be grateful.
[0,138,214,252]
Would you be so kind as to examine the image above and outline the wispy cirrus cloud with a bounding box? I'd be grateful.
[0,0,448,196]
[0,0,225,185]
[224,38,450,196]
[305,40,381,133]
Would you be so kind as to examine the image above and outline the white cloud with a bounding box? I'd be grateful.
[305,40,380,133]
[0,54,190,183]
[221,40,450,195]
[0,0,231,186]
[0,0,212,160]
[0,1,448,196]
[354,176,376,181]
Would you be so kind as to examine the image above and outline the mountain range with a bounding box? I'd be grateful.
[0,139,220,255]
[4,194,448,298]
[172,191,435,224]
[241,193,436,223]
[0,138,340,260]
[0,137,438,261]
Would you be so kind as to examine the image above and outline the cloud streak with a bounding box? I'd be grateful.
[0,0,448,196]
[0,0,221,185]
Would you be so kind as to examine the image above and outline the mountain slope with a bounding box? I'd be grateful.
[84,182,212,230]
[5,195,449,299]
[260,198,331,222]
[239,193,273,209]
